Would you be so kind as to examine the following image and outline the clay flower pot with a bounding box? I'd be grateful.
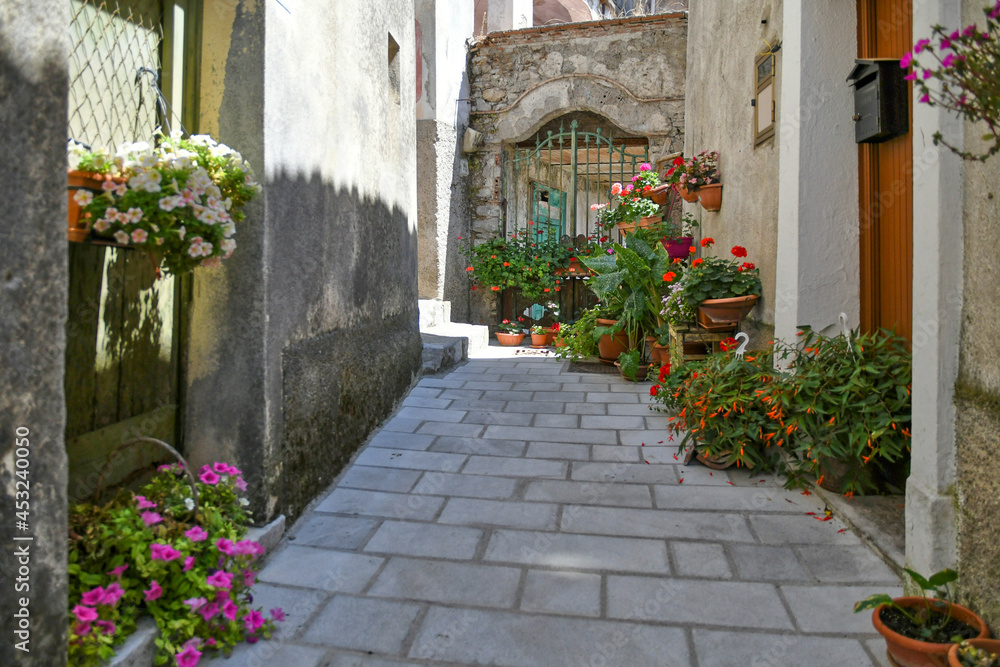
[696,295,760,330]
[614,361,652,382]
[67,171,125,242]
[948,638,1000,666]
[647,183,672,205]
[596,318,628,362]
[675,183,699,203]
[647,338,670,366]
[872,598,989,667]
[496,332,525,346]
[663,236,694,260]
[698,183,723,212]
[616,215,661,236]
[530,333,549,347]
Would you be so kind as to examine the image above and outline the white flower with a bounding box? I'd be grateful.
[159,196,181,212]
[73,189,94,206]
[178,226,186,240]
[101,179,117,192]
[130,229,148,243]
[221,223,236,238]
[92,218,110,233]
[113,230,130,245]
[199,241,214,256]
[114,183,127,196]
[139,155,158,168]
[126,208,144,223]
[239,498,249,506]
[170,129,184,141]
[184,497,195,510]
[189,134,214,146]
[221,238,236,256]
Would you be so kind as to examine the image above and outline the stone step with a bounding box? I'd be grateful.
[421,333,467,374]
[423,322,490,355]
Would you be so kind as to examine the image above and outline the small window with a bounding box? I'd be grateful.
[754,52,776,146]
[388,32,400,105]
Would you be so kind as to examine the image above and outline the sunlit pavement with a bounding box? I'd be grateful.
[230,348,901,667]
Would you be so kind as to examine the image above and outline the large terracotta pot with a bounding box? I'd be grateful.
[872,598,989,667]
[647,183,672,205]
[697,295,760,330]
[596,318,628,361]
[616,216,661,235]
[675,183,699,203]
[614,361,652,382]
[948,638,1000,666]
[496,332,525,347]
[663,236,694,260]
[698,183,723,212]
[650,340,670,366]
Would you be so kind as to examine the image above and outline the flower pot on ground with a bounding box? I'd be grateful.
[546,323,561,345]
[530,325,549,347]
[646,336,670,366]
[614,360,652,382]
[698,183,723,211]
[496,332,525,346]
[948,639,1000,667]
[856,569,988,667]
[595,318,629,361]
[696,294,760,329]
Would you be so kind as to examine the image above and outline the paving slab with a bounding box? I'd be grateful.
[364,521,483,559]
[314,488,444,521]
[520,570,601,617]
[670,541,733,579]
[484,529,669,573]
[337,465,422,493]
[368,557,521,608]
[693,630,876,667]
[429,435,526,457]
[291,515,380,550]
[367,431,436,451]
[299,595,422,653]
[438,497,559,530]
[224,643,330,667]
[524,479,653,508]
[461,456,567,479]
[354,448,467,472]
[525,441,591,461]
[562,505,755,542]
[257,546,383,592]
[781,584,902,634]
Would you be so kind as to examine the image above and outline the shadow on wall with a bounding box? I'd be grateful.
[263,173,422,520]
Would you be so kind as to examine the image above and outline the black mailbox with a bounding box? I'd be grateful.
[847,59,909,143]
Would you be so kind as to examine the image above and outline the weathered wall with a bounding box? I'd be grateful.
[683,0,782,338]
[954,0,1000,627]
[188,0,421,521]
[0,1,70,663]
[466,14,687,324]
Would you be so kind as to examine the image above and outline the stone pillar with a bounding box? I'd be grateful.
[906,0,964,577]
[0,1,70,664]
[773,0,860,343]
[487,0,532,32]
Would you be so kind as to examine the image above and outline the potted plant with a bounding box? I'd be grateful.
[530,324,549,347]
[676,151,722,210]
[777,325,912,496]
[462,229,572,300]
[652,212,700,260]
[903,4,1000,162]
[855,569,988,667]
[554,307,600,359]
[949,640,1000,666]
[603,166,665,235]
[593,303,630,363]
[496,318,526,346]
[677,239,761,330]
[67,131,261,274]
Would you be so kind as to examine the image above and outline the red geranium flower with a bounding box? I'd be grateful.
[649,386,658,396]
[491,286,500,291]
[688,246,696,254]
[738,262,755,272]
[692,258,704,267]
[719,337,738,351]
[731,246,747,257]
[701,237,715,247]
[466,266,474,272]
[663,271,677,283]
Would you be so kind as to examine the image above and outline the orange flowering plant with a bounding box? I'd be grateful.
[776,326,912,495]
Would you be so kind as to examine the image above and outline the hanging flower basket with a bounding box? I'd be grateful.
[615,215,662,235]
[675,183,699,202]
[67,171,126,243]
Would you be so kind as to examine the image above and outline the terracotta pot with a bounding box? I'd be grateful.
[663,236,694,260]
[698,183,723,212]
[67,171,108,242]
[554,257,594,277]
[872,598,989,667]
[697,295,760,329]
[948,638,1000,666]
[496,332,525,346]
[616,215,662,235]
[817,459,851,493]
[675,183,699,203]
[546,326,560,345]
[596,318,628,361]
[649,340,670,366]
[647,183,672,205]
[530,333,549,347]
[614,361,652,382]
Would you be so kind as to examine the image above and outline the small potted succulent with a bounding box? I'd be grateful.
[529,324,549,347]
[67,130,261,275]
[496,318,526,346]
[949,640,1000,666]
[678,239,761,330]
[855,569,988,667]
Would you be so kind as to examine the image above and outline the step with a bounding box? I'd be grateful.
[423,322,490,355]
[418,299,452,330]
[421,333,467,374]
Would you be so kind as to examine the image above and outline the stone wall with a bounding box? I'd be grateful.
[683,0,782,340]
[0,1,70,663]
[954,0,1000,627]
[465,14,687,325]
[187,0,421,521]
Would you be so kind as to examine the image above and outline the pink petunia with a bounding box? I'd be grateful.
[899,51,913,68]
[96,620,116,636]
[150,543,183,561]
[144,580,162,602]
[243,609,265,634]
[175,644,202,667]
[243,569,256,587]
[221,599,239,621]
[923,69,933,80]
[942,53,957,68]
[215,538,235,556]
[74,623,92,636]
[914,38,931,53]
[130,229,148,244]
[198,602,220,622]
[103,583,124,605]
[234,477,247,491]
[108,564,129,578]
[183,556,195,572]
[206,570,233,590]
[212,462,234,475]
[904,71,917,81]
[185,526,208,542]
[269,607,286,622]
[135,495,158,510]
[80,587,107,606]
[141,511,163,526]
[183,597,207,612]
[199,468,220,485]
[73,605,98,623]
[919,93,931,103]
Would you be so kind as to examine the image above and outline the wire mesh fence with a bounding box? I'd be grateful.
[68,0,164,151]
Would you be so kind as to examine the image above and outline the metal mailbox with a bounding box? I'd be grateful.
[847,59,909,143]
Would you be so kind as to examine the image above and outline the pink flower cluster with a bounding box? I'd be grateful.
[73,582,125,637]
[215,538,265,558]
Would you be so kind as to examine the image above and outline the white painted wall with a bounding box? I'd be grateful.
[906,0,965,577]
[774,0,859,344]
[487,0,533,32]
[417,0,474,124]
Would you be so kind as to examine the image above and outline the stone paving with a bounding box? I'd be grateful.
[227,348,902,667]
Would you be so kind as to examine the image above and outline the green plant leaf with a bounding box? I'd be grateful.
[853,593,895,613]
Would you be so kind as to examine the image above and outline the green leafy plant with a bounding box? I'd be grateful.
[776,326,912,495]
[854,569,975,644]
[68,130,260,275]
[68,462,280,666]
[678,239,761,311]
[497,317,525,334]
[462,229,572,300]
[530,324,546,335]
[903,2,1000,161]
[956,641,1000,666]
[554,307,600,359]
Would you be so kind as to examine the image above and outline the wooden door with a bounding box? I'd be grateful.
[858,0,913,341]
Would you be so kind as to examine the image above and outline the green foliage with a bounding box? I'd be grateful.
[68,131,261,275]
[956,641,1000,666]
[778,326,912,495]
[498,317,526,334]
[854,568,963,643]
[68,463,279,666]
[677,150,720,189]
[554,307,600,359]
[462,229,573,300]
[679,249,762,311]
